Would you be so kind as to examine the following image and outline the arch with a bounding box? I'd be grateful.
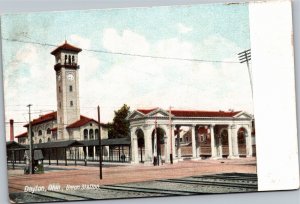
[135,128,145,163]
[197,126,210,158]
[220,128,229,158]
[89,129,94,140]
[151,127,166,164]
[68,55,71,64]
[38,130,42,136]
[47,138,51,142]
[39,139,42,144]
[95,129,99,139]
[72,55,75,64]
[83,129,88,140]
[237,127,247,156]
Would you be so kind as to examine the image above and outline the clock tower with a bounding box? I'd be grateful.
[51,41,82,140]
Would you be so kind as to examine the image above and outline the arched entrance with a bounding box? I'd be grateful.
[220,129,229,158]
[238,127,247,156]
[136,129,145,163]
[151,127,166,165]
[198,126,210,158]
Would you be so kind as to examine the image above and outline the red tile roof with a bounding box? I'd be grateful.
[24,112,57,127]
[51,41,82,55]
[50,127,57,132]
[171,110,241,118]
[15,132,28,138]
[137,108,158,115]
[137,108,240,118]
[67,115,105,129]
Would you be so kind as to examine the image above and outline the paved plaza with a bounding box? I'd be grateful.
[8,158,257,203]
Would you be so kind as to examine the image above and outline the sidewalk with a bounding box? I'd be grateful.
[8,158,257,193]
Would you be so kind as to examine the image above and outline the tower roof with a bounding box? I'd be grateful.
[51,41,82,55]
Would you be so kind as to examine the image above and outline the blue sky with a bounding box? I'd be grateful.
[1,3,252,137]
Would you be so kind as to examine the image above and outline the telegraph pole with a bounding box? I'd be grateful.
[238,49,253,98]
[169,106,173,164]
[97,106,103,179]
[27,104,33,174]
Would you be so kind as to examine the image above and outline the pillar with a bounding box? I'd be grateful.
[227,125,234,159]
[196,126,201,159]
[210,124,217,158]
[246,126,253,157]
[231,125,239,157]
[130,128,139,164]
[191,125,197,159]
[176,126,182,160]
[143,126,153,164]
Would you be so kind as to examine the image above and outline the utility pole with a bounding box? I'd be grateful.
[238,49,253,98]
[27,104,33,174]
[97,106,103,179]
[169,106,173,164]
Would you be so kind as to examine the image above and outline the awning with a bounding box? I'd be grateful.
[80,137,131,146]
[24,140,84,149]
[6,141,26,150]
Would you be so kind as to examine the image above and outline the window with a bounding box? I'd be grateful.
[47,128,51,134]
[65,55,67,64]
[95,129,99,139]
[72,56,75,64]
[69,85,73,92]
[83,129,88,140]
[47,138,51,142]
[38,130,42,136]
[70,101,73,107]
[68,55,71,64]
[39,139,42,143]
[89,129,94,140]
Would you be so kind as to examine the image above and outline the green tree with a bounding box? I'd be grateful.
[108,104,130,138]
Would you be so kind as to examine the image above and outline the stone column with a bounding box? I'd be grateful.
[246,125,253,157]
[171,125,177,163]
[176,126,182,161]
[130,127,139,164]
[196,126,201,159]
[231,125,239,157]
[227,125,234,159]
[210,124,217,159]
[191,125,197,159]
[143,126,153,164]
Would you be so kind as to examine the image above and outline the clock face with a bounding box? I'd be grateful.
[67,73,74,81]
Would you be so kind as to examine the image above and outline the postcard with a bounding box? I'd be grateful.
[1,0,298,203]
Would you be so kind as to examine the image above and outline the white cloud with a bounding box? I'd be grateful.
[177,23,193,34]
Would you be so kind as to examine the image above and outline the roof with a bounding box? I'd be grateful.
[25,140,84,149]
[67,115,105,129]
[136,108,241,118]
[137,108,158,115]
[6,141,26,150]
[170,110,241,118]
[80,137,131,146]
[51,41,82,55]
[24,112,57,127]
[15,132,28,138]
[50,127,57,132]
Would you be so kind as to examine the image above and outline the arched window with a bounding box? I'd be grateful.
[72,56,75,64]
[65,55,67,64]
[47,128,51,134]
[39,139,42,143]
[89,129,94,140]
[68,55,71,64]
[83,129,88,140]
[38,130,42,136]
[48,138,51,142]
[95,129,99,139]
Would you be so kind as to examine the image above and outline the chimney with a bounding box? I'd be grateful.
[9,119,14,141]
